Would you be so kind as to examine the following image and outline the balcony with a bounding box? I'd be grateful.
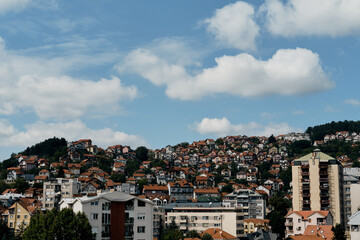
[125,218,134,224]
[320,193,329,197]
[302,178,310,183]
[285,221,293,226]
[319,171,328,175]
[301,172,309,176]
[320,185,329,190]
[302,193,311,197]
[321,200,330,204]
[301,164,309,169]
[320,178,329,183]
[302,185,310,190]
[302,200,311,204]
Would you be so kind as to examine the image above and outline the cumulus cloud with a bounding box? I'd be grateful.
[0,37,138,119]
[261,0,360,37]
[345,99,360,106]
[192,117,302,137]
[0,0,30,13]
[0,120,148,149]
[121,47,333,100]
[203,1,259,50]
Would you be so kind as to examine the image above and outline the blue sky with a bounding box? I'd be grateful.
[0,0,360,160]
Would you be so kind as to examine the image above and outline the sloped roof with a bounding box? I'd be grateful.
[201,228,236,240]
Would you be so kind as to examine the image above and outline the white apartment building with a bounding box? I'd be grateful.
[43,178,81,210]
[163,201,247,238]
[223,188,266,219]
[284,210,333,238]
[60,191,154,240]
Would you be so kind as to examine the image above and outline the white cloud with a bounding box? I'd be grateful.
[345,99,360,106]
[0,36,138,120]
[192,117,302,137]
[0,0,30,13]
[261,0,360,37]
[203,1,259,50]
[0,120,148,149]
[0,0,57,14]
[121,47,333,100]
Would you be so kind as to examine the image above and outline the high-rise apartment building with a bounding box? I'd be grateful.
[292,149,344,224]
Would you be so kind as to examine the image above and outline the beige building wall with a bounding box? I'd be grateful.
[351,184,360,214]
[7,203,31,233]
[291,150,344,225]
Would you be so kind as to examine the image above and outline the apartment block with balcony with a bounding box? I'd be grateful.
[43,178,81,210]
[292,149,344,224]
[163,201,247,238]
[60,191,154,240]
[343,175,360,223]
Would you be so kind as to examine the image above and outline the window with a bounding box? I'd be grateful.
[137,226,145,233]
[91,213,98,220]
[102,213,110,224]
[214,216,221,220]
[17,215,20,219]
[138,200,146,207]
[298,218,301,223]
[214,223,220,227]
[10,222,13,228]
[91,201,98,206]
[202,216,209,220]
[137,214,145,220]
[202,223,209,227]
[24,215,27,219]
[102,202,111,211]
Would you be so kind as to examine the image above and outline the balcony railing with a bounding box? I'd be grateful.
[301,172,309,176]
[321,200,330,204]
[302,193,311,197]
[320,178,329,182]
[319,171,328,175]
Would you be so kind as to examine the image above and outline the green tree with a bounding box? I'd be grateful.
[268,135,276,144]
[22,208,94,240]
[353,159,360,167]
[267,196,291,238]
[221,184,234,193]
[137,178,148,193]
[57,165,65,178]
[160,221,183,240]
[0,221,14,240]
[186,230,200,238]
[110,172,126,183]
[332,224,346,240]
[135,146,149,161]
[12,178,29,194]
[201,233,213,240]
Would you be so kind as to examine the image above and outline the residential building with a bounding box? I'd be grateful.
[348,211,360,240]
[350,183,360,216]
[343,175,360,223]
[4,198,41,234]
[60,191,154,240]
[163,201,247,238]
[284,210,333,238]
[243,219,270,234]
[292,149,344,224]
[223,188,266,219]
[43,178,81,210]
